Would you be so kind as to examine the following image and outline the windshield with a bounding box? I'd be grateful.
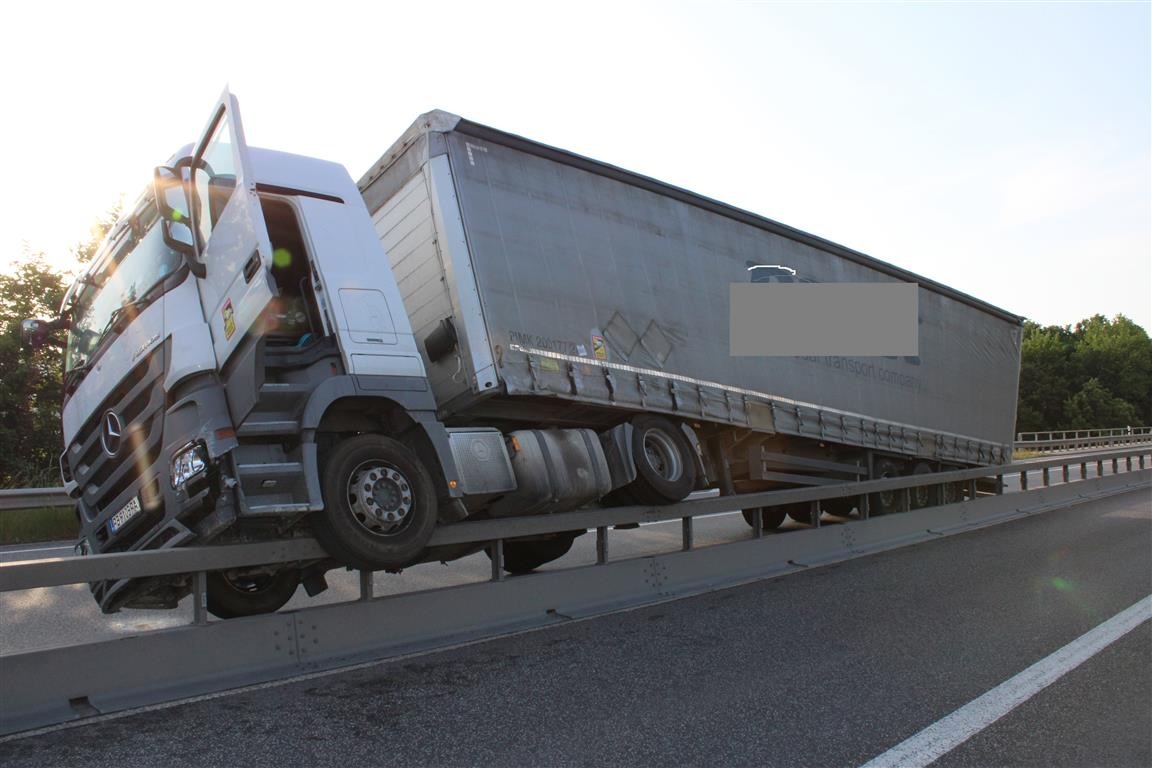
[64,200,183,372]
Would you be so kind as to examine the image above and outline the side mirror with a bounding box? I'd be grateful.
[162,218,196,256]
[21,319,51,349]
[153,165,204,277]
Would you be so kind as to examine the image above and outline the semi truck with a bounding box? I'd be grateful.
[23,91,1022,618]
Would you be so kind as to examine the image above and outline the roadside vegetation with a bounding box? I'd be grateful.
[1015,317,1151,434]
[1,507,78,545]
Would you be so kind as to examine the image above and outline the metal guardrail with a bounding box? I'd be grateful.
[1,447,1148,736]
[2,438,1146,512]
[1017,426,1152,442]
[0,487,71,512]
[3,448,1149,596]
[1012,430,1152,454]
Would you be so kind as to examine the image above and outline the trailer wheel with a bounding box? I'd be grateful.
[206,568,299,619]
[822,497,856,518]
[869,458,907,516]
[488,532,580,574]
[623,415,697,505]
[910,462,938,509]
[741,506,787,530]
[313,434,438,571]
[942,480,964,504]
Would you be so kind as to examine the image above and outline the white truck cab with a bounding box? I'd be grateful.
[40,93,493,616]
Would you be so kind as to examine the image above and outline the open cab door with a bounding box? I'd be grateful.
[189,89,277,423]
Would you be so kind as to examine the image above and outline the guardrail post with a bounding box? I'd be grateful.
[1112,458,1119,474]
[1126,456,1132,472]
[968,479,977,500]
[1141,455,1146,470]
[1020,470,1028,491]
[1080,462,1087,479]
[1097,459,1105,476]
[596,526,608,564]
[858,494,870,520]
[1062,464,1069,483]
[681,517,693,551]
[1042,467,1050,487]
[490,540,504,581]
[192,571,208,626]
[901,487,911,512]
[811,500,821,528]
[996,474,1004,495]
[752,508,764,538]
[359,570,373,601]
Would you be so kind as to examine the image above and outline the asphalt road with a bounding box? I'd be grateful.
[0,459,1128,656]
[0,485,1147,767]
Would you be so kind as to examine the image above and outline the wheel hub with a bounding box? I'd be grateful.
[642,430,683,481]
[349,463,413,534]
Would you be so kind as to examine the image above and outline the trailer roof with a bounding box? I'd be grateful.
[360,111,1023,325]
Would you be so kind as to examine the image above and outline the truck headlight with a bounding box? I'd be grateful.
[170,442,208,490]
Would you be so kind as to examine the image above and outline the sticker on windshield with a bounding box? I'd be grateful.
[222,299,236,340]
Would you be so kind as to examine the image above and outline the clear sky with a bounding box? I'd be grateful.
[1,1,1148,331]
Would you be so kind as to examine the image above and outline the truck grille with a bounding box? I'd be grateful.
[66,345,167,521]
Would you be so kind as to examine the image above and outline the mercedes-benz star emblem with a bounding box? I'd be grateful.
[101,411,124,457]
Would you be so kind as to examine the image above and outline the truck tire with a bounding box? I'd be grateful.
[741,506,787,530]
[622,415,697,505]
[869,458,907,516]
[488,532,579,574]
[313,434,438,571]
[910,462,937,509]
[206,568,299,619]
[786,502,820,526]
[823,497,857,518]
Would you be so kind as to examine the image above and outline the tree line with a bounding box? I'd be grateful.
[1,210,117,487]
[0,226,1148,485]
[1015,315,1151,434]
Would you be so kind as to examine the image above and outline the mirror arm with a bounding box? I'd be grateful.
[186,254,206,279]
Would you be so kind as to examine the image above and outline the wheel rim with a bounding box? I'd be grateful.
[642,429,683,482]
[347,459,415,536]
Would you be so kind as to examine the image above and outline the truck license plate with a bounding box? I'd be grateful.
[109,496,141,533]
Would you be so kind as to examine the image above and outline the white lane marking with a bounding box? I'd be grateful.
[860,594,1152,768]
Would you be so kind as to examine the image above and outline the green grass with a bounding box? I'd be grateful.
[1013,448,1040,460]
[0,507,79,545]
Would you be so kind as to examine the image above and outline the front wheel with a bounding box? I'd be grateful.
[206,568,299,619]
[313,434,438,571]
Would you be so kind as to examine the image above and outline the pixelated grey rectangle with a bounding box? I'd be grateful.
[730,283,919,356]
